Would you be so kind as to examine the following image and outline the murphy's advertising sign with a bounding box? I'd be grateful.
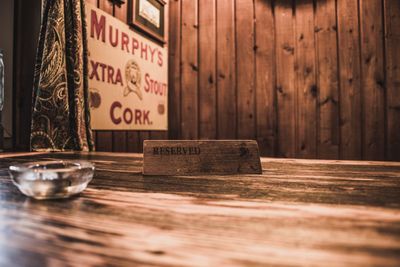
[86,3,168,130]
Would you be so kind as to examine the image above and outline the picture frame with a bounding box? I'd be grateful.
[128,0,166,45]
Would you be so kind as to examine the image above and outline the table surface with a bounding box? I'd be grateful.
[0,152,400,267]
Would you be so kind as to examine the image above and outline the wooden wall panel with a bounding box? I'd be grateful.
[255,0,276,156]
[33,0,396,160]
[385,0,400,161]
[315,0,340,159]
[96,131,113,151]
[236,0,256,139]
[168,0,181,140]
[112,132,127,152]
[150,131,168,140]
[98,0,113,13]
[138,131,150,153]
[198,0,217,139]
[337,0,362,160]
[216,0,236,139]
[180,0,199,139]
[295,0,317,158]
[167,0,398,160]
[275,1,296,158]
[114,1,127,22]
[127,131,140,152]
[359,0,385,160]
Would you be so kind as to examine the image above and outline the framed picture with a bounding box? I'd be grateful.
[128,0,166,45]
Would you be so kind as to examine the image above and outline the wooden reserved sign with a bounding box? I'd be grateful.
[143,140,262,175]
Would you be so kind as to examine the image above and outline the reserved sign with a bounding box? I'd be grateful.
[143,140,262,175]
[152,146,201,155]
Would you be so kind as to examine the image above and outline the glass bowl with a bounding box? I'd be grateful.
[9,160,95,199]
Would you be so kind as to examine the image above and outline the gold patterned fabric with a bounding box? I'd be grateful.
[31,0,94,151]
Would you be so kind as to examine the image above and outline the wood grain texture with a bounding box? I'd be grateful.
[254,0,276,157]
[138,131,150,153]
[315,0,340,159]
[14,0,400,160]
[1,152,400,266]
[150,131,168,140]
[236,0,255,139]
[295,0,317,159]
[198,0,217,139]
[337,0,362,160]
[114,1,127,23]
[275,1,297,158]
[216,0,236,139]
[126,131,140,152]
[143,140,262,175]
[165,0,400,160]
[180,0,199,140]
[168,0,182,140]
[95,131,113,151]
[112,132,127,152]
[359,0,385,160]
[384,0,400,161]
[98,0,113,15]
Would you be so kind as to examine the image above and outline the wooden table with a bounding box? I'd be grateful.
[0,152,400,266]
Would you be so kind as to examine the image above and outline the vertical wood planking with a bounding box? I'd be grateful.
[255,0,276,156]
[198,0,217,139]
[114,2,127,22]
[236,0,255,139]
[127,131,140,152]
[138,131,150,153]
[112,132,127,152]
[150,131,168,140]
[359,0,385,160]
[385,0,400,160]
[295,0,317,158]
[275,0,297,158]
[98,0,113,14]
[216,0,236,139]
[180,0,199,139]
[337,0,362,159]
[168,0,181,139]
[88,0,394,158]
[96,132,113,151]
[315,0,340,159]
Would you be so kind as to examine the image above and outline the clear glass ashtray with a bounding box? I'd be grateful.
[9,160,95,199]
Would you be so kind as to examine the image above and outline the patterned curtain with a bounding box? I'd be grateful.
[30,0,94,151]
